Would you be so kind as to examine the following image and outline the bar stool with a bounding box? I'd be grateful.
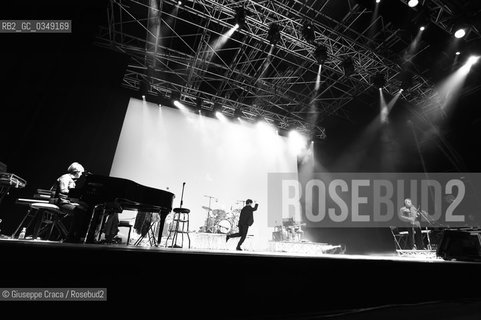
[166,208,191,248]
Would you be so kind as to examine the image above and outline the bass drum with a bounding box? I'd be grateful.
[216,219,232,234]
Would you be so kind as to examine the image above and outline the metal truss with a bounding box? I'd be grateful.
[398,0,481,42]
[397,0,481,114]
[96,0,440,139]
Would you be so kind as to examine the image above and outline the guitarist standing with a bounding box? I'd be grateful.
[399,198,425,250]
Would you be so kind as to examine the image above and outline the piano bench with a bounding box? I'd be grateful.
[14,203,69,241]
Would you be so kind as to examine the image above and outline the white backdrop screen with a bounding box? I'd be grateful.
[110,98,298,249]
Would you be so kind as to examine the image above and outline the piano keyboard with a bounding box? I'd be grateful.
[16,198,49,206]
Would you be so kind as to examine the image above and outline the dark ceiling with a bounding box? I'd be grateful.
[2,0,480,170]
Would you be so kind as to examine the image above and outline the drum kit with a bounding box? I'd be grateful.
[272,218,306,242]
[201,205,240,234]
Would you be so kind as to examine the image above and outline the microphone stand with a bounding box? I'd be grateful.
[416,207,433,250]
[179,182,186,209]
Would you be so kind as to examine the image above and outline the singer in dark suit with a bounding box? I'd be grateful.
[226,199,258,251]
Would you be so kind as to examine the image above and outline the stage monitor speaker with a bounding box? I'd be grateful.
[436,229,481,261]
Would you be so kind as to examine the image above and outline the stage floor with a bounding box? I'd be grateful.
[0,236,480,319]
[0,234,440,262]
[0,236,433,258]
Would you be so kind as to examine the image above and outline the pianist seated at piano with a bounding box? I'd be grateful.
[52,162,123,244]
[51,166,176,245]
[50,162,89,243]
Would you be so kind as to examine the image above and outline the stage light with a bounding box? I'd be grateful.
[255,114,264,123]
[173,100,188,112]
[235,7,246,29]
[456,51,461,55]
[267,23,281,46]
[288,130,307,156]
[408,0,418,7]
[372,72,386,89]
[139,78,150,97]
[466,55,480,66]
[212,102,220,113]
[314,44,328,64]
[196,97,203,110]
[177,1,182,5]
[342,57,355,76]
[302,21,315,43]
[401,72,414,91]
[215,111,227,121]
[376,0,381,3]
[420,26,425,31]
[454,28,466,39]
[171,90,181,101]
[234,108,243,119]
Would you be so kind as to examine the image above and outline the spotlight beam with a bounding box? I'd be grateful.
[154,7,193,56]
[204,24,239,65]
[380,89,388,124]
[146,0,180,78]
[314,64,322,92]
[387,90,402,110]
[431,56,478,114]
[367,2,381,41]
[403,28,423,63]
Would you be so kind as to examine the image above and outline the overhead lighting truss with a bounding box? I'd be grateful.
[96,0,441,139]
[398,0,481,42]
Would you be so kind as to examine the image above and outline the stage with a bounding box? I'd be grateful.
[1,236,480,319]
[186,232,345,255]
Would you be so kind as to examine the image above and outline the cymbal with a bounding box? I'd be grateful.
[202,206,212,211]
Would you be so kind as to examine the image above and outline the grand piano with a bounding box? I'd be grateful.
[70,173,175,245]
